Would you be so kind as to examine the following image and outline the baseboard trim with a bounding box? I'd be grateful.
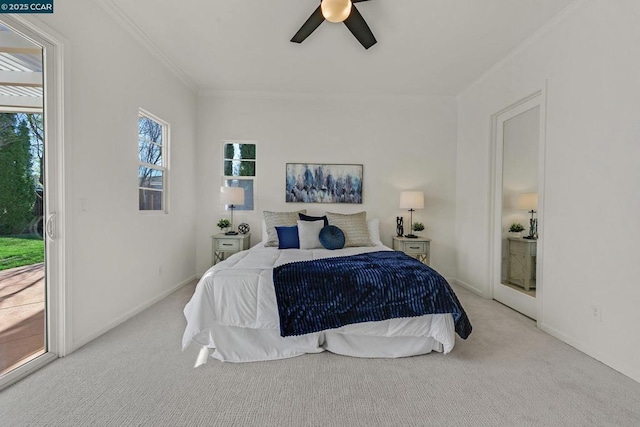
[450,278,485,297]
[71,275,196,352]
[540,322,640,384]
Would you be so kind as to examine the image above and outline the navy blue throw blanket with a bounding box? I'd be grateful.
[272,251,472,339]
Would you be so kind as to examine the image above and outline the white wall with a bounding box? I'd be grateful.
[39,0,198,350]
[196,92,458,277]
[456,0,640,382]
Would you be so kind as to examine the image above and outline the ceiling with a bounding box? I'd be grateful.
[0,25,43,110]
[107,0,576,96]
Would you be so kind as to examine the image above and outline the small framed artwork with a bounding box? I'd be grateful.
[285,163,363,204]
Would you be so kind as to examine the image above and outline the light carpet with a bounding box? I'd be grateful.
[1,282,640,426]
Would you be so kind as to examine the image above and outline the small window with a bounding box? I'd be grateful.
[138,110,169,211]
[223,142,255,211]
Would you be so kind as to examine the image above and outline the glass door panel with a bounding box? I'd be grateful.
[0,26,46,378]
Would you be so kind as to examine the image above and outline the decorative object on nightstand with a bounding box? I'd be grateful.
[211,233,251,265]
[216,218,231,233]
[412,222,425,235]
[399,191,424,238]
[237,223,250,234]
[396,217,404,237]
[508,222,525,238]
[392,235,431,265]
[517,192,538,239]
[220,186,245,235]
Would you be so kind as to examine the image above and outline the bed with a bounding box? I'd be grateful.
[182,215,471,363]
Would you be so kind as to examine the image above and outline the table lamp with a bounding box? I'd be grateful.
[220,186,244,235]
[399,191,424,238]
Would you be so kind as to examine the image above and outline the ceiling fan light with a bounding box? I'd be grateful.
[321,0,352,23]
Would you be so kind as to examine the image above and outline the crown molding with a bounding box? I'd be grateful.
[199,89,454,103]
[96,0,198,93]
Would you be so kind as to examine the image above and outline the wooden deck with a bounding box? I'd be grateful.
[0,263,45,376]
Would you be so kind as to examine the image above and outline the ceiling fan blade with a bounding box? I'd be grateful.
[352,0,371,3]
[343,5,377,49]
[291,6,325,44]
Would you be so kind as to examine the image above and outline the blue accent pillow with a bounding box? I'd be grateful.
[276,225,300,249]
[299,213,329,227]
[319,225,345,250]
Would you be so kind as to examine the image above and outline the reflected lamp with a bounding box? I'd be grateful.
[517,192,538,239]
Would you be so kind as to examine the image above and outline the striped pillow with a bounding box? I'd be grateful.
[263,210,307,247]
[326,212,373,247]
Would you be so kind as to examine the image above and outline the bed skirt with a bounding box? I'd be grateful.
[196,314,453,363]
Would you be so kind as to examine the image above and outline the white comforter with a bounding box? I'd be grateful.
[183,245,456,361]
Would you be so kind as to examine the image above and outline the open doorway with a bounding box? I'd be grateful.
[0,16,65,390]
[0,24,46,377]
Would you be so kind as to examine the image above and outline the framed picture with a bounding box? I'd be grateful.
[285,163,363,204]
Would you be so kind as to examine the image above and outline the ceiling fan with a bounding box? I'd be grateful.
[291,0,377,50]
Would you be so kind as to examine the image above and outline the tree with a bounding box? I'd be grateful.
[21,113,44,187]
[0,114,36,235]
[138,116,163,186]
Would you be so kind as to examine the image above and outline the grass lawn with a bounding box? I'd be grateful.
[0,235,45,271]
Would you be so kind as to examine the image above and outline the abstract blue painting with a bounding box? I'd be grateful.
[286,163,363,204]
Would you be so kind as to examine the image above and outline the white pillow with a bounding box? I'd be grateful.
[367,218,383,246]
[297,220,324,249]
[261,219,268,243]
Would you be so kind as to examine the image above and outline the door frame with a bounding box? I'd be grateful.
[489,88,547,323]
[0,15,69,391]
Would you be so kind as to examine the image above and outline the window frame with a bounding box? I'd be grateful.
[222,140,256,212]
[138,108,169,213]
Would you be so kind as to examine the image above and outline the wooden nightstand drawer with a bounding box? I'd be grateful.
[403,241,427,254]
[216,239,240,252]
[507,237,537,291]
[509,240,527,255]
[211,233,251,265]
[392,236,431,266]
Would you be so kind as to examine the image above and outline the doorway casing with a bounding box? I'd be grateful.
[0,14,69,391]
[489,88,547,323]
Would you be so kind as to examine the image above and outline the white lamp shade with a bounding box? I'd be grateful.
[516,193,538,211]
[321,0,352,23]
[399,191,425,210]
[220,186,245,206]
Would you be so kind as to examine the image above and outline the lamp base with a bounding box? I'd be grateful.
[404,234,418,239]
[225,231,239,235]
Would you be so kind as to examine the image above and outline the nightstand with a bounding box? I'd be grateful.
[392,236,431,265]
[507,237,536,291]
[211,233,251,265]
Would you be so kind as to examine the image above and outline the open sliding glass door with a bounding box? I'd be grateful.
[0,17,62,391]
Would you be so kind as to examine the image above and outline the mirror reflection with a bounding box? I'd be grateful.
[501,106,540,297]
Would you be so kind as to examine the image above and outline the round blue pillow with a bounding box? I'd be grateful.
[319,225,345,250]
